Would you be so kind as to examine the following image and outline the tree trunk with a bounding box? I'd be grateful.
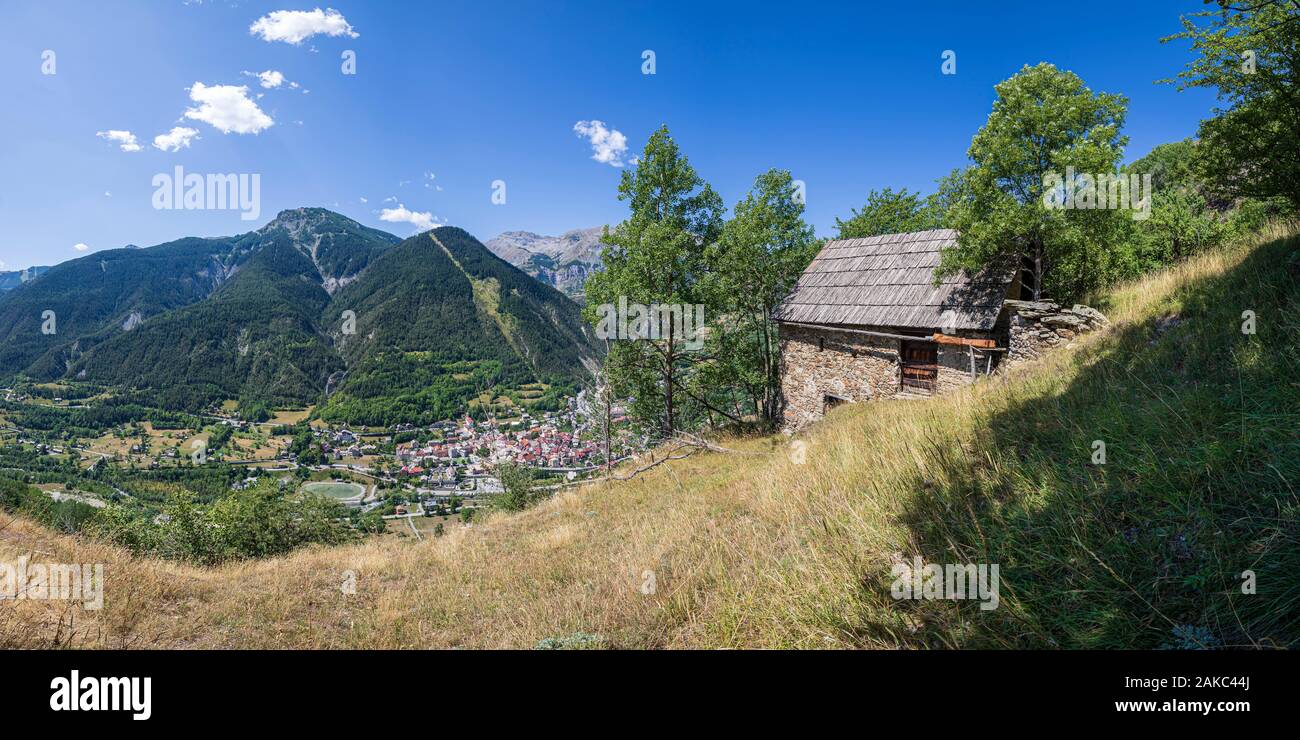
[604,397,611,481]
[1032,241,1044,301]
[663,334,675,438]
[759,313,774,423]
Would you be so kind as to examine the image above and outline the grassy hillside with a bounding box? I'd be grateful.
[2,226,1295,649]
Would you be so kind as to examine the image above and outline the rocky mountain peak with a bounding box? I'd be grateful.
[484,226,606,298]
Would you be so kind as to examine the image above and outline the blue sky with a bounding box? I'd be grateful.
[0,1,1218,270]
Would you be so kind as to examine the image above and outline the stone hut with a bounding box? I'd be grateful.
[772,229,1108,430]
[772,229,1012,430]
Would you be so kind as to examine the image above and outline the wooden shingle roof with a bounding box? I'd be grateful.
[772,229,1012,331]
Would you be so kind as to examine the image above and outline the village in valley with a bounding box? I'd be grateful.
[0,383,645,539]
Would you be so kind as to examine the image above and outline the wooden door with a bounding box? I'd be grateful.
[900,340,938,393]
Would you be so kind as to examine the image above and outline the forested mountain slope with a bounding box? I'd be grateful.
[0,237,240,379]
[318,227,597,424]
[0,212,594,417]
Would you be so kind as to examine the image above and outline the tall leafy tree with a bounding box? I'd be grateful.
[1127,139,1202,195]
[1164,1,1300,211]
[583,126,723,437]
[1142,189,1235,264]
[937,63,1132,301]
[700,170,818,425]
[835,187,942,238]
[1127,139,1233,266]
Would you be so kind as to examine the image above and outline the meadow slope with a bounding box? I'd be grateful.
[2,226,1296,649]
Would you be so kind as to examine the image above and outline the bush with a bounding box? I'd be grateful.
[534,632,605,650]
[89,482,355,565]
[492,463,544,512]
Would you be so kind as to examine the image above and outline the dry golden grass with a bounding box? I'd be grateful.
[1,225,1294,649]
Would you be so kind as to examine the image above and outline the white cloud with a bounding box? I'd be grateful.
[249,8,358,45]
[379,204,438,232]
[573,120,628,167]
[359,197,368,203]
[73,243,89,252]
[243,69,286,89]
[183,82,274,134]
[96,130,142,152]
[153,126,200,152]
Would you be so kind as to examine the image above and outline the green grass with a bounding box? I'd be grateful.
[301,481,366,500]
[889,227,1300,648]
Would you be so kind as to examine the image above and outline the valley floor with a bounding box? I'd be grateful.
[2,226,1297,649]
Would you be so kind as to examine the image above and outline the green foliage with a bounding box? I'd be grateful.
[939,63,1132,302]
[352,508,386,534]
[0,237,237,382]
[700,169,818,425]
[287,425,326,466]
[1,400,196,437]
[1140,189,1235,264]
[72,238,344,410]
[1127,139,1201,195]
[0,478,98,534]
[1164,3,1300,211]
[835,187,943,238]
[87,482,354,565]
[583,125,725,436]
[206,424,233,452]
[111,465,244,504]
[492,462,544,512]
[1127,138,1288,271]
[239,401,272,422]
[534,632,606,650]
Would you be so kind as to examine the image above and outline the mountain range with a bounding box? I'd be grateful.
[0,209,597,423]
[0,266,49,291]
[485,227,606,299]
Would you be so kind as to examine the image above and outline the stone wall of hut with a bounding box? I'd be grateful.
[1004,300,1109,365]
[778,323,1000,431]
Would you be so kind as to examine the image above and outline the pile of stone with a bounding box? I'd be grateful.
[1004,299,1109,363]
